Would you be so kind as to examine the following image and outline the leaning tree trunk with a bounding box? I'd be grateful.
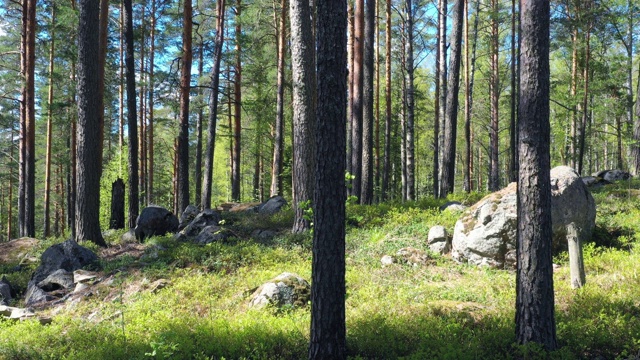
[124,0,138,229]
[515,0,557,350]
[177,0,193,213]
[76,0,107,247]
[201,0,226,209]
[440,0,464,196]
[577,14,592,176]
[290,0,316,233]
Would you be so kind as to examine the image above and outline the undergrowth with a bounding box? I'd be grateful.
[1,187,640,359]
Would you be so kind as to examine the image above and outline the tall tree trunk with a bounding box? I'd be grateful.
[124,0,139,229]
[346,0,353,180]
[488,0,499,191]
[626,0,633,156]
[516,0,556,350]
[635,59,640,173]
[232,0,242,201]
[97,0,109,174]
[177,0,193,213]
[7,127,13,240]
[139,5,147,205]
[440,0,464,196]
[119,0,125,173]
[404,0,415,201]
[374,0,380,200]
[19,0,36,238]
[381,0,391,200]
[44,4,56,238]
[195,42,204,207]
[361,0,375,204]
[577,12,592,176]
[290,0,316,233]
[202,0,226,209]
[508,0,517,182]
[148,0,156,204]
[308,0,347,355]
[76,0,107,247]
[271,0,287,197]
[351,0,364,201]
[434,0,447,197]
[569,21,578,169]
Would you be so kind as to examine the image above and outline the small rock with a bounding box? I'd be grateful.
[73,269,98,284]
[249,272,310,309]
[427,226,450,254]
[380,255,395,266]
[439,201,468,212]
[195,226,230,245]
[121,229,137,243]
[73,282,89,294]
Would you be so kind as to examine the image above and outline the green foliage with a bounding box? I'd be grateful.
[3,187,640,359]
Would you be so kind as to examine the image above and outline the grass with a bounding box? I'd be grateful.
[1,185,640,359]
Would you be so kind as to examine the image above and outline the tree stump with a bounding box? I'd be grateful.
[109,178,125,229]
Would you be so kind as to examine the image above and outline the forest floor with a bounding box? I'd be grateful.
[1,181,640,359]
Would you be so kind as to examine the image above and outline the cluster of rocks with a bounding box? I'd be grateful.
[24,239,99,306]
[127,196,288,245]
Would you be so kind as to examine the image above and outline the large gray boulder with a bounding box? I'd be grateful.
[134,205,179,241]
[249,272,310,309]
[452,166,595,268]
[175,209,222,242]
[0,277,14,306]
[593,169,631,182]
[258,196,288,215]
[25,239,98,305]
[179,205,199,230]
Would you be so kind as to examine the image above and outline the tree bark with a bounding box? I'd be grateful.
[97,0,109,175]
[19,0,36,238]
[76,0,107,247]
[119,0,125,172]
[202,0,226,209]
[177,0,193,213]
[44,4,56,238]
[489,0,499,191]
[516,0,557,350]
[139,5,147,205]
[290,0,316,233]
[381,0,391,200]
[308,0,347,355]
[195,42,204,207]
[148,0,156,204]
[232,0,242,202]
[271,0,287,197]
[434,0,447,197]
[110,178,125,229]
[404,0,415,201]
[577,10,592,176]
[351,0,364,201]
[508,0,517,182]
[361,0,375,204]
[440,0,464,196]
[124,0,139,229]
